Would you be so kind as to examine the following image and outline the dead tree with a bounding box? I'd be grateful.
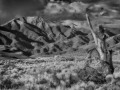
[86,14,114,74]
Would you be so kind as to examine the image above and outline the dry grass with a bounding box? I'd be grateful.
[0,55,120,90]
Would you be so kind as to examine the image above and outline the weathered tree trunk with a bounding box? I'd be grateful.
[86,14,114,74]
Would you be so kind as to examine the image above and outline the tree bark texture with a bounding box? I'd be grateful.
[86,14,114,74]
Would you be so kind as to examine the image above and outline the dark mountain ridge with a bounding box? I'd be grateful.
[1,16,120,59]
[0,17,89,57]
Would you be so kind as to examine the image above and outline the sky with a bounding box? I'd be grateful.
[0,0,49,24]
[0,0,48,13]
[0,0,120,25]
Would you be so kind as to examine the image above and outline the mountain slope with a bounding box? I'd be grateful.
[0,17,89,57]
[1,15,120,58]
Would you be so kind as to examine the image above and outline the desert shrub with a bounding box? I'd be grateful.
[49,73,60,88]
[116,80,120,86]
[0,69,7,75]
[86,85,95,90]
[11,80,24,89]
[0,77,24,89]
[0,78,13,89]
[36,78,48,84]
[46,69,54,74]
[61,57,75,61]
[77,67,107,84]
[69,73,79,85]
[106,84,120,90]
[38,86,49,90]
[49,81,58,88]
[26,84,38,90]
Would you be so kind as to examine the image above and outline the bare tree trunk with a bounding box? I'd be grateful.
[86,14,114,74]
[86,14,104,60]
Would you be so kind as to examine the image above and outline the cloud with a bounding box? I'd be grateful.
[0,0,49,24]
[1,0,47,13]
[0,0,120,25]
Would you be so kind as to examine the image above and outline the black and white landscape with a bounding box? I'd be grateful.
[1,0,120,90]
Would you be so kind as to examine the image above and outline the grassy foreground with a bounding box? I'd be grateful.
[0,55,120,90]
